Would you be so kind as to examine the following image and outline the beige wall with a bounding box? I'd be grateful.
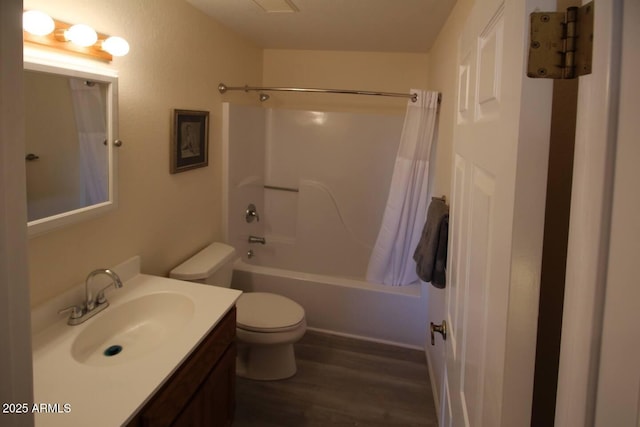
[25,0,263,306]
[262,49,429,114]
[423,0,474,414]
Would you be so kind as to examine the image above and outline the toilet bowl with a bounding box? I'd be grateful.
[235,292,306,380]
[170,242,306,380]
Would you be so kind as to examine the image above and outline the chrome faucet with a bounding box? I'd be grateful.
[248,235,266,244]
[59,268,123,325]
[86,269,123,310]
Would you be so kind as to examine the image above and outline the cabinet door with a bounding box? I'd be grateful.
[128,308,236,427]
[173,344,236,427]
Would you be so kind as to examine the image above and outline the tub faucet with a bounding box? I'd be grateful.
[248,235,266,245]
[59,268,123,325]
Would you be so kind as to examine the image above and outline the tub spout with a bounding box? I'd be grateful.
[248,235,266,245]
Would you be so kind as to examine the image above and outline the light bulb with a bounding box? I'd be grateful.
[102,36,130,56]
[23,10,55,36]
[66,24,98,47]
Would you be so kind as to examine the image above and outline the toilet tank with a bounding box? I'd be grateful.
[169,242,237,288]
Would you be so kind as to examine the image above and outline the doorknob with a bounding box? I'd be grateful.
[430,320,447,345]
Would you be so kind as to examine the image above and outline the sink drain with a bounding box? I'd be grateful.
[103,345,123,357]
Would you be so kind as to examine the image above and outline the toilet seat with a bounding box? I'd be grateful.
[236,292,305,333]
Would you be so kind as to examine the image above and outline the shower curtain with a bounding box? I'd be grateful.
[366,89,439,286]
[69,78,108,206]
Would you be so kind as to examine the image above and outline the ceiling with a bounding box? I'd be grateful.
[185,0,457,53]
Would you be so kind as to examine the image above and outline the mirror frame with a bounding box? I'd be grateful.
[24,51,119,237]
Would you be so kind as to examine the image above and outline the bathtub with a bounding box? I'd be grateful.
[231,259,428,349]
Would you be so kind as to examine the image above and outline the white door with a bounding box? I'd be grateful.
[441,0,554,425]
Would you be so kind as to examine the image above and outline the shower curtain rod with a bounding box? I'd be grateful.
[218,83,431,103]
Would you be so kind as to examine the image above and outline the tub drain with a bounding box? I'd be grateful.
[103,345,123,357]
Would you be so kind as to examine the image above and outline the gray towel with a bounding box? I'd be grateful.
[413,199,449,288]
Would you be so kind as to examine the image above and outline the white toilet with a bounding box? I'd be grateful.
[170,242,306,380]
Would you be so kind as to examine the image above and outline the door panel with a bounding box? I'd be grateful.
[476,13,503,121]
[449,155,467,358]
[458,51,473,124]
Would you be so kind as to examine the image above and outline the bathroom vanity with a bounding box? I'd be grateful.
[31,256,241,427]
[126,307,236,426]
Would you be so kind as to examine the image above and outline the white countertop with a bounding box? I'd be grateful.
[31,257,241,427]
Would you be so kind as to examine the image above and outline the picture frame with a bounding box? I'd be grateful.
[171,109,209,173]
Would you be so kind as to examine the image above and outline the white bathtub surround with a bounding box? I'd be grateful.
[223,103,266,251]
[30,256,241,427]
[224,103,403,278]
[367,90,440,286]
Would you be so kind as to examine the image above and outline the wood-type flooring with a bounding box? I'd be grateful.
[234,330,437,426]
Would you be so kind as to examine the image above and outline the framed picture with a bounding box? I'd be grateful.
[171,109,209,173]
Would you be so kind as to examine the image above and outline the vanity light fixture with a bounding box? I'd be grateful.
[22,10,129,62]
[62,24,98,47]
[100,36,130,57]
[22,10,55,36]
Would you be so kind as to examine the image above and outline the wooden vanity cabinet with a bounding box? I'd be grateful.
[127,307,236,427]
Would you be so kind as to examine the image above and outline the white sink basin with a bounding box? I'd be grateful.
[71,292,195,366]
[31,256,242,427]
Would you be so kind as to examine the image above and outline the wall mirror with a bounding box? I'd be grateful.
[24,53,119,237]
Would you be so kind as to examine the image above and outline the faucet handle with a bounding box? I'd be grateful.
[58,305,84,320]
[245,204,260,223]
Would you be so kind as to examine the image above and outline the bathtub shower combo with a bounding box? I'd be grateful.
[223,86,430,348]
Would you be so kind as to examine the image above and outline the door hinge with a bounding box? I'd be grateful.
[527,1,594,79]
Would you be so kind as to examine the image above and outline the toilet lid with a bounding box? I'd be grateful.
[169,242,236,281]
[236,293,305,332]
